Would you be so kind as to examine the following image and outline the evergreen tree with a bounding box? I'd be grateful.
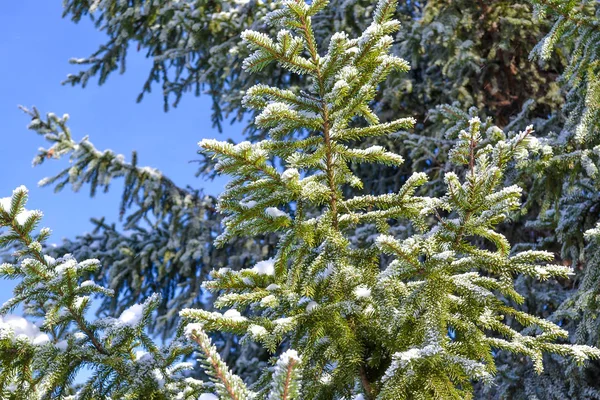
[180,0,598,398]
[10,0,600,397]
[19,108,272,376]
[0,186,302,399]
[45,0,568,340]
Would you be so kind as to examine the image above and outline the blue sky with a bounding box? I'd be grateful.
[0,2,243,302]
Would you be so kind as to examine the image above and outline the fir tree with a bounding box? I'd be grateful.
[20,108,271,338]
[18,108,274,381]
[178,0,599,398]
[0,186,303,399]
[10,0,600,397]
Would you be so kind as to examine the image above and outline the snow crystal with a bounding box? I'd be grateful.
[266,284,280,291]
[265,207,288,218]
[252,258,275,275]
[80,280,95,287]
[354,395,366,400]
[354,286,371,298]
[118,303,145,327]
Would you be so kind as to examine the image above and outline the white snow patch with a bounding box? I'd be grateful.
[252,258,275,275]
[240,200,257,208]
[55,340,68,351]
[135,350,154,364]
[306,301,318,313]
[118,303,144,327]
[55,259,77,275]
[317,263,335,281]
[16,210,40,226]
[0,197,11,212]
[184,323,204,339]
[33,333,50,345]
[223,309,246,322]
[354,286,371,298]
[274,317,294,326]
[260,295,277,307]
[44,255,56,266]
[0,315,49,345]
[265,207,288,218]
[249,324,268,337]
[281,168,299,181]
[198,394,219,400]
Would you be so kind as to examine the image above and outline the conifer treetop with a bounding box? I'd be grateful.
[183,0,600,398]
